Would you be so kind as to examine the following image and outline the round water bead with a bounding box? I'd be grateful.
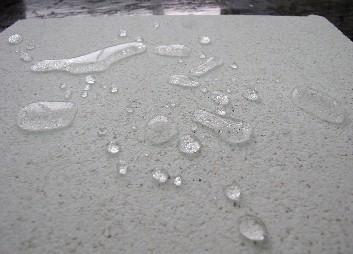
[85,75,96,84]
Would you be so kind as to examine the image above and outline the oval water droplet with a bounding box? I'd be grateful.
[211,91,229,105]
[107,141,120,155]
[224,182,241,205]
[31,42,146,74]
[199,36,211,45]
[119,29,127,37]
[193,110,252,145]
[242,88,260,102]
[152,168,169,184]
[173,176,183,186]
[291,86,345,124]
[85,75,96,84]
[20,51,32,62]
[154,45,191,57]
[169,75,199,88]
[190,57,223,77]
[178,134,201,156]
[145,115,178,145]
[17,101,77,132]
[239,215,268,242]
[8,34,22,45]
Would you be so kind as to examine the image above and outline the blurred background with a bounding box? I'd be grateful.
[0,0,352,40]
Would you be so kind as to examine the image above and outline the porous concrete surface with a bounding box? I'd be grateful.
[0,15,353,254]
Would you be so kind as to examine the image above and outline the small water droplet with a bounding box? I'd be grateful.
[249,4,254,8]
[191,125,198,132]
[199,53,206,59]
[152,168,169,184]
[291,86,345,124]
[145,115,178,145]
[83,84,91,91]
[238,215,268,242]
[230,62,238,69]
[110,87,118,93]
[154,44,191,57]
[178,135,201,156]
[81,91,88,98]
[8,34,22,45]
[190,57,223,77]
[173,176,182,186]
[107,141,120,155]
[85,75,96,84]
[211,91,229,105]
[117,160,128,175]
[178,59,184,63]
[200,87,208,93]
[226,89,231,93]
[59,83,67,90]
[17,101,77,131]
[97,127,107,137]
[64,89,72,99]
[169,75,199,88]
[135,36,144,42]
[224,182,241,205]
[126,107,134,114]
[119,29,127,37]
[153,23,160,29]
[26,40,35,50]
[242,88,260,102]
[216,107,226,116]
[199,36,211,45]
[20,51,32,62]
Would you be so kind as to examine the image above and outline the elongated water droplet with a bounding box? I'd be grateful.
[26,40,35,50]
[17,101,77,132]
[81,91,88,98]
[20,51,32,62]
[193,110,252,145]
[154,45,191,57]
[190,57,223,77]
[8,34,22,45]
[199,36,211,45]
[211,91,229,105]
[173,176,182,186]
[117,160,128,175]
[85,75,96,84]
[152,168,169,184]
[239,215,268,242]
[169,75,199,88]
[242,88,260,102]
[291,86,345,124]
[119,29,127,37]
[110,87,118,93]
[178,134,201,156]
[145,115,178,145]
[64,89,72,99]
[31,42,146,74]
[107,141,120,155]
[224,182,241,205]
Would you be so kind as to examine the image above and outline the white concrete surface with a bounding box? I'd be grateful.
[0,15,353,254]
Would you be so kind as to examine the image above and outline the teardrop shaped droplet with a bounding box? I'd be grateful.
[8,34,22,45]
[152,168,169,184]
[190,57,223,77]
[17,101,77,132]
[178,134,201,156]
[211,91,229,105]
[291,86,345,124]
[107,141,120,155]
[224,182,241,205]
[238,215,268,242]
[145,115,178,145]
[242,88,260,102]
[154,45,191,57]
[31,42,146,74]
[169,75,199,88]
[193,110,252,145]
[199,36,211,45]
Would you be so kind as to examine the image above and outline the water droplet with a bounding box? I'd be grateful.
[8,34,22,45]
[191,125,198,132]
[226,89,231,93]
[119,29,127,37]
[59,83,67,90]
[135,36,143,42]
[83,84,91,91]
[242,88,260,102]
[97,127,107,137]
[200,87,208,93]
[178,135,201,156]
[291,86,345,124]
[26,40,35,50]
[230,62,238,69]
[153,23,160,29]
[19,51,32,62]
[85,75,96,84]
[64,89,72,99]
[239,215,268,242]
[193,110,252,145]
[169,75,199,88]
[152,168,169,184]
[131,125,137,131]
[199,53,206,59]
[117,160,128,175]
[81,91,88,98]
[126,107,134,114]
[249,4,254,8]
[145,115,178,145]
[110,87,118,93]
[216,107,226,116]
[154,44,191,57]
[17,101,77,132]
[224,182,241,205]
[190,57,223,77]
[107,141,120,155]
[211,91,229,105]
[173,176,182,186]
[31,42,146,74]
[178,59,184,63]
[199,36,211,45]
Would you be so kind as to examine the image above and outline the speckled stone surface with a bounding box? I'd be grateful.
[0,15,353,254]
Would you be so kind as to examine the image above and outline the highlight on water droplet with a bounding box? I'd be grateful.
[83,84,91,91]
[20,51,32,62]
[8,34,22,45]
[178,134,201,156]
[290,86,345,124]
[173,176,182,186]
[169,75,199,88]
[190,57,223,77]
[211,91,229,105]
[119,29,127,37]
[31,42,147,74]
[193,109,252,145]
[107,141,120,155]
[154,44,191,57]
[17,101,77,132]
[224,182,241,206]
[238,215,268,242]
[200,87,208,93]
[199,53,206,59]
[242,87,260,102]
[152,168,169,184]
[145,115,178,145]
[85,75,96,84]
[199,36,211,45]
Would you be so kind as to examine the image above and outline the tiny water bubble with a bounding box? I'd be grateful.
[169,75,199,88]
[199,53,206,59]
[216,107,226,116]
[135,36,144,42]
[117,160,128,175]
[152,168,169,184]
[59,83,67,90]
[230,62,238,69]
[200,87,208,93]
[107,141,120,155]
[8,34,22,45]
[153,23,160,29]
[211,91,229,105]
[83,84,91,91]
[26,40,35,50]
[110,87,118,93]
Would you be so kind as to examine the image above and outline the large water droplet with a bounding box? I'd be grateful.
[199,36,211,45]
[20,51,32,62]
[85,75,96,84]
[190,57,223,77]
[169,75,199,88]
[193,110,252,145]
[242,88,260,102]
[31,42,146,74]
[291,86,345,124]
[211,91,229,105]
[238,215,268,242]
[154,45,191,57]
[152,168,169,184]
[8,34,22,45]
[224,182,241,205]
[17,101,77,132]
[107,141,120,155]
[145,115,178,145]
[178,134,201,156]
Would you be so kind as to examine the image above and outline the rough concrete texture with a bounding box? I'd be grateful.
[0,15,353,254]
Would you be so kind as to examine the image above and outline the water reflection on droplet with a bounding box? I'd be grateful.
[238,215,268,242]
[59,83,67,90]
[110,87,118,93]
[216,107,226,116]
[83,84,91,91]
[64,89,72,100]
[153,23,160,29]
[135,36,144,42]
[117,160,128,175]
[190,57,223,77]
[154,44,191,57]
[152,168,169,184]
[199,53,206,59]
[230,62,238,69]
[119,29,127,37]
[81,91,88,98]
[26,40,35,50]
[145,115,178,145]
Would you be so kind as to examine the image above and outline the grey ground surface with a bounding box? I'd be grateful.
[0,15,353,254]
